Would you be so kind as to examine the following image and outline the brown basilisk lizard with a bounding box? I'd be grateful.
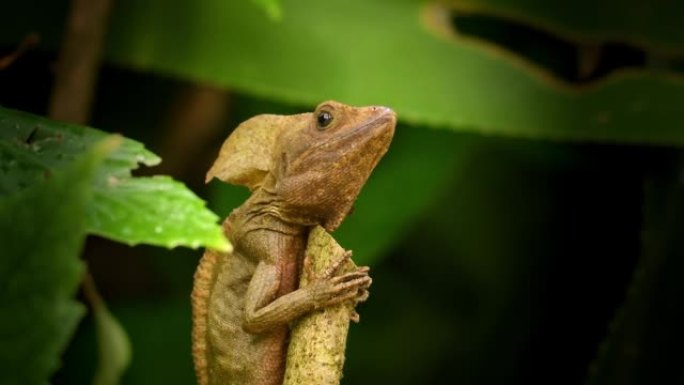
[191,101,396,385]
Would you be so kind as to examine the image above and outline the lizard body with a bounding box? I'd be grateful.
[192,101,396,385]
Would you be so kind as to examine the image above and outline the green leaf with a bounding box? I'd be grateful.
[251,0,281,20]
[447,0,684,52]
[85,277,132,385]
[0,107,159,198]
[95,0,684,145]
[1,1,683,144]
[90,176,229,250]
[0,137,117,385]
[0,106,230,251]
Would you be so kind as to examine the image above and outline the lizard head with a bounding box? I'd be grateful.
[274,101,396,231]
[205,101,396,231]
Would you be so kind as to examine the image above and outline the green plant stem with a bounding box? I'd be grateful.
[284,226,358,385]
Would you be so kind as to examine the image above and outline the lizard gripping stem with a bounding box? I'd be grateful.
[283,226,365,385]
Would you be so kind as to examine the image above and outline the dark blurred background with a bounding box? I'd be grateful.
[1,0,683,384]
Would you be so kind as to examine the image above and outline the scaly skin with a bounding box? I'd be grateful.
[192,101,396,385]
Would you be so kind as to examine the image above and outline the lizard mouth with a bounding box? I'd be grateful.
[319,107,396,149]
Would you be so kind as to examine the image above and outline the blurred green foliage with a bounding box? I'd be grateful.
[0,138,111,385]
[447,0,684,51]
[0,0,683,384]
[0,108,228,384]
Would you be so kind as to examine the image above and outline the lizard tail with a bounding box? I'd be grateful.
[191,249,221,385]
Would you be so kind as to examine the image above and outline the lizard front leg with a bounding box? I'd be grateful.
[242,260,371,334]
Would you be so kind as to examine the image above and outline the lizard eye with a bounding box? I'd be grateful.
[316,111,333,130]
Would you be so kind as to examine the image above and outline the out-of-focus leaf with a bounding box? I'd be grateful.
[0,137,116,385]
[86,276,132,385]
[447,0,684,52]
[114,300,196,385]
[251,0,281,20]
[55,298,196,385]
[0,106,230,251]
[586,169,684,385]
[347,139,648,385]
[99,0,683,145]
[1,1,683,144]
[335,125,471,264]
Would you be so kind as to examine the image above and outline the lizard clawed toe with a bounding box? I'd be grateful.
[319,249,353,279]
